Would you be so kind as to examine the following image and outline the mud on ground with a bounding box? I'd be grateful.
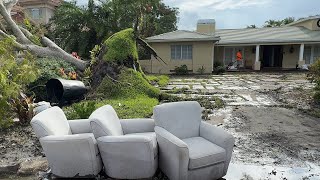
[0,125,42,167]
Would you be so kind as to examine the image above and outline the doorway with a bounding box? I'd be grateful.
[262,45,283,68]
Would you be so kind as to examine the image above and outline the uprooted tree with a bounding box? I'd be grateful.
[0,0,87,70]
[86,28,165,99]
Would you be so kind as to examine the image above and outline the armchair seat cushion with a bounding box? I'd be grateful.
[125,132,158,157]
[182,137,226,170]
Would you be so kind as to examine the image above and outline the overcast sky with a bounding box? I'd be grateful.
[76,0,320,30]
[163,0,320,30]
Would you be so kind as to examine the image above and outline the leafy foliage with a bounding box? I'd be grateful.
[174,65,189,75]
[263,17,295,27]
[0,38,39,128]
[48,0,111,58]
[308,58,320,103]
[49,0,178,58]
[213,66,226,75]
[64,95,158,119]
[27,58,76,101]
[146,75,169,87]
[197,66,206,74]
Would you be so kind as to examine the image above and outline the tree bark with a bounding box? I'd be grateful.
[0,0,88,71]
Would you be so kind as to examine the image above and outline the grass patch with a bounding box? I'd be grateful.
[160,93,225,109]
[64,95,159,119]
[146,75,170,87]
[165,87,190,94]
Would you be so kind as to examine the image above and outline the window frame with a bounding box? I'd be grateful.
[30,8,42,19]
[171,45,193,60]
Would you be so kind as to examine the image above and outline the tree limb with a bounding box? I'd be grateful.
[0,0,31,44]
[4,0,18,13]
[19,26,34,39]
[136,37,167,65]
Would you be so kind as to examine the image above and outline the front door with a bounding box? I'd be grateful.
[262,45,283,68]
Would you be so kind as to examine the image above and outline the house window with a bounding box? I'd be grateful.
[30,8,42,19]
[314,45,320,63]
[171,45,192,60]
[304,46,312,64]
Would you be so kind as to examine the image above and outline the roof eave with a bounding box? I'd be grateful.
[217,40,320,46]
[146,37,220,43]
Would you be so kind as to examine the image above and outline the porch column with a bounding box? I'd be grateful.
[255,45,260,62]
[299,44,304,61]
[212,44,215,72]
[253,45,261,70]
[298,44,305,68]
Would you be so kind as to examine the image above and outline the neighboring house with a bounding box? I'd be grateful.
[142,17,320,74]
[12,0,61,24]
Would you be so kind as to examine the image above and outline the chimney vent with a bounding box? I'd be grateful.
[197,19,216,35]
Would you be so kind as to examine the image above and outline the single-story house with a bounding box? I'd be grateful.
[141,16,320,74]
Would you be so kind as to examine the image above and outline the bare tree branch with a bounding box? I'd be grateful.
[0,29,9,37]
[19,26,34,39]
[0,0,31,44]
[4,0,18,13]
[0,0,88,71]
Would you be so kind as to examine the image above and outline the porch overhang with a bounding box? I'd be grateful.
[146,37,220,43]
[216,40,320,46]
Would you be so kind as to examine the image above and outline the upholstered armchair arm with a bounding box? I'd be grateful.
[120,118,155,134]
[97,135,156,179]
[40,134,101,177]
[200,121,235,175]
[68,119,92,134]
[155,126,189,180]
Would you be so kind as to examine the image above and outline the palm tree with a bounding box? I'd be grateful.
[246,24,257,28]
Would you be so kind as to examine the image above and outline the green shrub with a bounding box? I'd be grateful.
[64,101,97,119]
[197,66,206,74]
[309,59,320,103]
[213,66,226,75]
[95,68,160,99]
[103,28,138,63]
[214,61,223,68]
[64,95,158,119]
[313,91,320,102]
[27,58,76,101]
[174,65,189,75]
[146,75,170,87]
[0,38,39,129]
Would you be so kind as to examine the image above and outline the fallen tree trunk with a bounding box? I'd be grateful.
[0,0,87,70]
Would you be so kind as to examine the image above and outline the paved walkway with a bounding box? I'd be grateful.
[163,73,314,107]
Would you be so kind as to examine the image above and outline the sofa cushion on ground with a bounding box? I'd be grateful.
[182,137,226,170]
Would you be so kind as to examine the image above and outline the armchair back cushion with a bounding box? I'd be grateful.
[89,105,123,138]
[153,101,202,139]
[31,106,72,138]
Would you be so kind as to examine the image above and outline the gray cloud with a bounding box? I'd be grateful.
[164,0,320,29]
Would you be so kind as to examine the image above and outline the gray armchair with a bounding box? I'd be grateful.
[30,106,102,178]
[153,101,235,180]
[89,105,158,179]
